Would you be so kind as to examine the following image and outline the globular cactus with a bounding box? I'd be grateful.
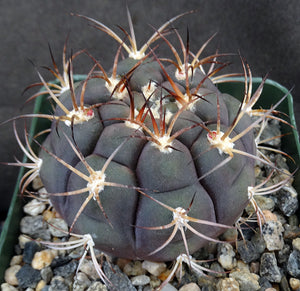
[10,9,289,269]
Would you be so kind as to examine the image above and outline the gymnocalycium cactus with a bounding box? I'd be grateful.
[7,8,292,286]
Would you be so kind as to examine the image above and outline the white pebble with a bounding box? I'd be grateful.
[262,220,284,251]
[179,282,200,291]
[142,260,167,276]
[131,274,150,286]
[4,265,21,286]
[18,234,32,249]
[1,283,18,291]
[23,199,46,216]
[218,243,237,270]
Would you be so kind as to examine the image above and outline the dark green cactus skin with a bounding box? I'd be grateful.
[39,57,255,262]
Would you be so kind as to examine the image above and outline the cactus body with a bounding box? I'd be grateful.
[37,47,256,261]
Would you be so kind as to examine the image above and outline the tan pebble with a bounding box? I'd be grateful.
[116,258,131,270]
[18,234,32,249]
[236,260,250,272]
[265,288,277,291]
[10,255,23,266]
[32,249,56,270]
[142,260,167,276]
[36,280,46,291]
[1,283,19,291]
[32,176,44,190]
[249,261,260,274]
[217,277,240,291]
[158,269,172,281]
[290,278,300,290]
[42,209,56,222]
[262,210,277,222]
[4,265,21,286]
[123,261,146,276]
[179,282,200,291]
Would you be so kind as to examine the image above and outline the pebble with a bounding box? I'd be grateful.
[179,282,200,291]
[18,234,33,249]
[53,259,78,277]
[237,240,261,263]
[123,260,146,276]
[49,275,70,291]
[259,252,282,283]
[217,243,237,270]
[16,264,41,289]
[86,281,108,291]
[9,255,23,266]
[290,277,300,290]
[292,237,300,252]
[23,241,41,264]
[216,277,240,291]
[245,195,275,215]
[258,276,273,289]
[31,249,57,270]
[36,280,46,291]
[4,265,21,286]
[103,261,137,291]
[131,274,150,286]
[1,283,18,291]
[142,260,167,276]
[73,272,92,290]
[278,244,291,264]
[40,266,53,283]
[287,250,300,278]
[20,215,51,240]
[160,283,178,291]
[48,218,69,237]
[262,220,284,251]
[23,199,46,216]
[79,259,100,281]
[276,186,299,216]
[229,270,260,291]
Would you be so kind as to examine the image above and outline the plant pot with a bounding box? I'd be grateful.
[0,77,299,283]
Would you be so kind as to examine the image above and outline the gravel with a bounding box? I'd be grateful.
[2,110,300,291]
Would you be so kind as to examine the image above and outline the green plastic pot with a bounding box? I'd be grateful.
[0,77,299,283]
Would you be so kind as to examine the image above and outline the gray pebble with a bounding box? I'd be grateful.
[20,215,51,240]
[280,275,291,291]
[23,241,41,264]
[276,187,299,217]
[86,281,108,291]
[16,264,41,289]
[48,218,69,237]
[237,240,261,263]
[277,244,291,265]
[258,276,272,290]
[53,259,78,278]
[103,261,137,291]
[41,266,53,284]
[287,250,300,278]
[49,276,70,291]
[259,252,282,283]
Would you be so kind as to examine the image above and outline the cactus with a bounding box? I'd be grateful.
[6,8,292,285]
